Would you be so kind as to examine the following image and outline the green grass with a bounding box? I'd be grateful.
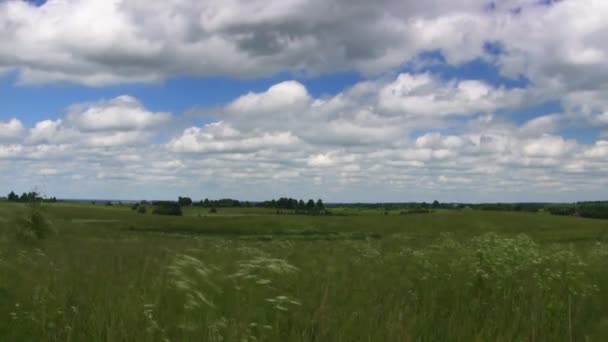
[1,202,608,341]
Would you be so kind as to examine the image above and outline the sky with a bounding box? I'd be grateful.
[0,0,607,202]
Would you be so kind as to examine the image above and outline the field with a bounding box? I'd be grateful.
[1,202,608,341]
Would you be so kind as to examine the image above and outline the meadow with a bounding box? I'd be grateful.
[1,201,608,341]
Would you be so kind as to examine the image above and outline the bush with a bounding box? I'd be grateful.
[153,203,182,216]
[137,206,147,214]
[16,200,53,241]
[209,208,218,214]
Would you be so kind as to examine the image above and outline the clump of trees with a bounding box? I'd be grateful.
[257,197,328,215]
[547,202,608,219]
[5,191,58,203]
[178,196,193,206]
[7,191,40,202]
[194,198,250,208]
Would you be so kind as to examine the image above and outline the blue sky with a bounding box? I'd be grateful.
[0,0,607,202]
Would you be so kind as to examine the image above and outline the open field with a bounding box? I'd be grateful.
[1,202,608,341]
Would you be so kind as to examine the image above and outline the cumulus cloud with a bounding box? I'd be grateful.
[65,96,170,132]
[14,95,169,147]
[0,118,25,141]
[152,76,608,201]
[167,123,300,153]
[0,0,534,86]
[0,0,605,96]
[2,0,608,201]
[378,73,526,117]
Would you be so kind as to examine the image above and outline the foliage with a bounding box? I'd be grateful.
[547,202,608,219]
[194,198,246,208]
[15,198,53,241]
[152,203,183,216]
[6,191,43,203]
[178,197,193,207]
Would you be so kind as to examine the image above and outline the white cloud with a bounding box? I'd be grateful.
[584,141,608,159]
[0,118,25,141]
[519,114,562,136]
[378,73,524,117]
[2,0,608,202]
[0,0,509,86]
[521,135,576,158]
[495,0,608,91]
[225,81,310,116]
[65,96,170,132]
[21,95,168,147]
[307,153,335,168]
[167,122,300,153]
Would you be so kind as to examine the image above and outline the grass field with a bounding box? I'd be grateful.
[1,201,608,341]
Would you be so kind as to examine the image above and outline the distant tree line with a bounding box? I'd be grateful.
[330,200,449,210]
[127,195,608,220]
[547,202,608,219]
[256,197,327,215]
[5,191,57,203]
[143,196,329,216]
[468,203,547,212]
[193,198,252,208]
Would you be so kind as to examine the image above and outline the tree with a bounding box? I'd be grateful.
[306,199,315,211]
[316,199,325,210]
[7,191,18,202]
[178,196,193,207]
[432,200,440,208]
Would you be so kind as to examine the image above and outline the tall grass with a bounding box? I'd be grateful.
[1,233,607,340]
[1,204,608,340]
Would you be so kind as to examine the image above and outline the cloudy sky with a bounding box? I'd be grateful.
[0,0,607,202]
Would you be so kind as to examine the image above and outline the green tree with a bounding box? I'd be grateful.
[178,196,193,206]
[306,199,315,211]
[7,191,18,202]
[316,199,325,210]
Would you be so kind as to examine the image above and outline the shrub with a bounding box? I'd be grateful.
[16,199,53,241]
[137,206,147,214]
[153,203,182,216]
